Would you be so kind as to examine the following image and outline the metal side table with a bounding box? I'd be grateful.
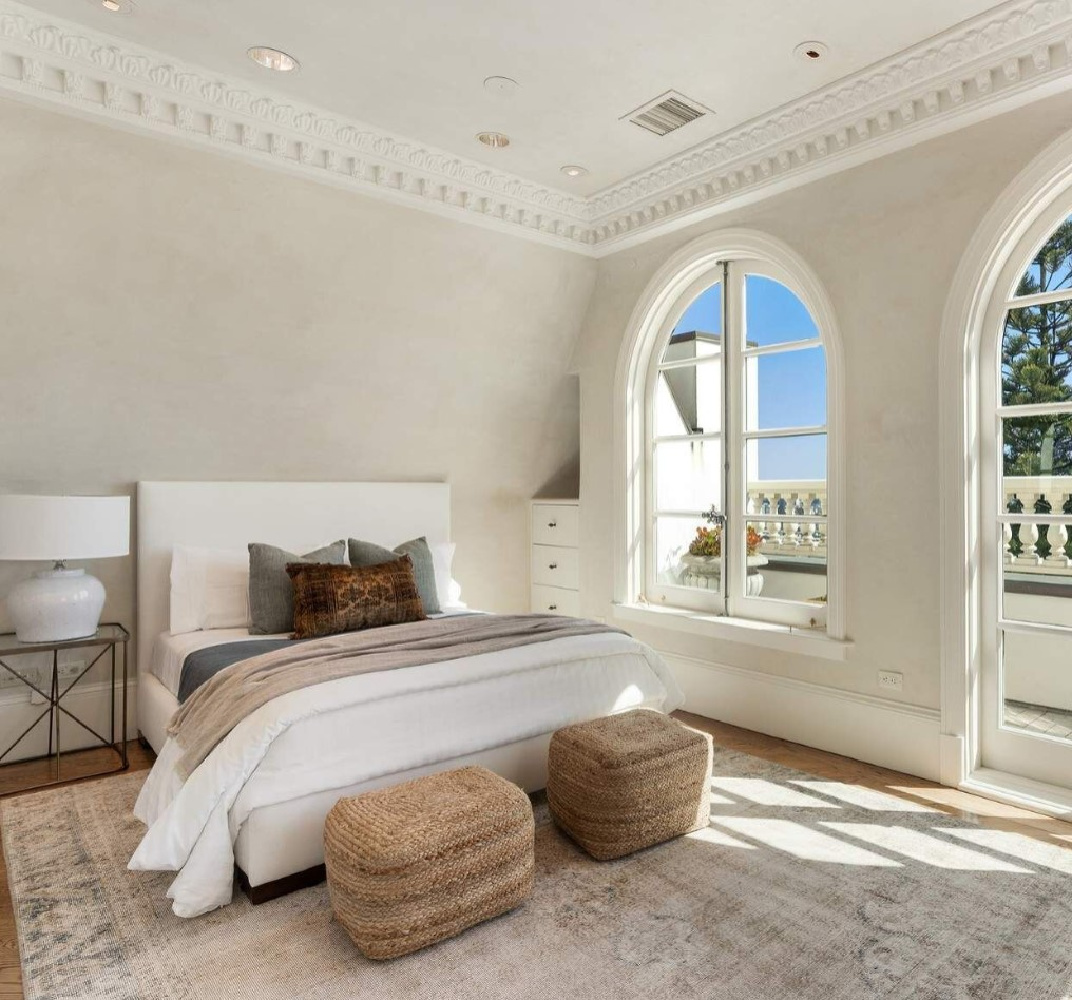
[0,622,129,792]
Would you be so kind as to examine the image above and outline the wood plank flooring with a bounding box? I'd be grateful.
[0,722,1069,998]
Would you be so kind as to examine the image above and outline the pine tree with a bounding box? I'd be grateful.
[1001,219,1072,476]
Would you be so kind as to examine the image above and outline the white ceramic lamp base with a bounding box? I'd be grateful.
[7,568,106,642]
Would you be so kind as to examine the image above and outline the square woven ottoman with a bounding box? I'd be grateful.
[547,709,712,860]
[323,765,534,960]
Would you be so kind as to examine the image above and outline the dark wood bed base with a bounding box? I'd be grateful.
[235,863,327,905]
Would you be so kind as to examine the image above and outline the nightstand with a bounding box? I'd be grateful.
[0,622,130,793]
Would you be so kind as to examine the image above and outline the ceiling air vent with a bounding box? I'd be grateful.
[622,91,710,137]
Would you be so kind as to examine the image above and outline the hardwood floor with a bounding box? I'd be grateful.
[0,724,1070,998]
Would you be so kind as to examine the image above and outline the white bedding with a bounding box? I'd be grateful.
[130,630,682,918]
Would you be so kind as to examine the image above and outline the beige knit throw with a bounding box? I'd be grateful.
[168,614,624,780]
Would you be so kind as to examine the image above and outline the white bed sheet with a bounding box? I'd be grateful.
[131,630,683,917]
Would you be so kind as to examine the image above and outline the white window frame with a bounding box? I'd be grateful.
[614,229,847,643]
[940,124,1072,809]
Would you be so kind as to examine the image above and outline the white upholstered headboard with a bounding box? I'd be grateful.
[136,481,450,675]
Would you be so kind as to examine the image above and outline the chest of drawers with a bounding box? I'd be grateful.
[530,500,579,616]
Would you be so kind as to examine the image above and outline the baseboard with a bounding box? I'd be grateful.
[662,652,942,781]
[0,678,138,764]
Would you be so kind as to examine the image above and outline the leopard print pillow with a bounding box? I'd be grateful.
[287,556,426,639]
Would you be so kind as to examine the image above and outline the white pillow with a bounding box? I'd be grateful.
[169,545,251,635]
[430,541,465,609]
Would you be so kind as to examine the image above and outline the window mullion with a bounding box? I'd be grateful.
[724,261,744,617]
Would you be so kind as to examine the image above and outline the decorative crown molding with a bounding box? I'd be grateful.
[0,0,593,251]
[586,0,1072,251]
[3,1,1072,257]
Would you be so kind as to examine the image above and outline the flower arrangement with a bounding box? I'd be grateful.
[687,524,763,558]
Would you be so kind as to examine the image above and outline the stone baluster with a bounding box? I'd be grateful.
[1026,522,1040,564]
[775,497,787,546]
[792,497,805,546]
[810,496,823,543]
[1065,495,1072,560]
[1003,521,1015,563]
[760,497,771,542]
[1034,494,1052,560]
[1006,493,1024,558]
[1054,522,1070,566]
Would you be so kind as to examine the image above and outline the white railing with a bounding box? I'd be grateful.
[746,480,827,561]
[1003,476,1072,576]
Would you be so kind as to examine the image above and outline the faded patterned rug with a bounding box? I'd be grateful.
[4,748,1072,1000]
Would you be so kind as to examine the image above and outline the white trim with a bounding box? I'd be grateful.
[960,767,1072,820]
[665,651,940,780]
[939,123,1072,789]
[4,0,1072,256]
[614,602,852,660]
[613,228,847,640]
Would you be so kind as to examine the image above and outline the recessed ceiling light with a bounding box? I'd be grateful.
[247,46,300,73]
[476,132,511,149]
[483,76,520,97]
[560,165,589,178]
[794,41,828,62]
[96,0,134,12]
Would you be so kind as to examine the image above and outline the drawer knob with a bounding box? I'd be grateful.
[548,521,557,528]
[549,563,558,570]
[549,604,558,611]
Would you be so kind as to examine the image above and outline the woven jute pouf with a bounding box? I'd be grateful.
[547,709,712,861]
[323,765,534,960]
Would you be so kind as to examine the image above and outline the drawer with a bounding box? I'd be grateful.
[531,503,579,548]
[531,584,579,617]
[531,544,579,589]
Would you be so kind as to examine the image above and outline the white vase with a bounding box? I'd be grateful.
[6,568,105,642]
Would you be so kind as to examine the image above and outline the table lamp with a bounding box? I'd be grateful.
[0,495,130,642]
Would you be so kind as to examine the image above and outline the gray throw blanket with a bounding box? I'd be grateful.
[168,613,625,780]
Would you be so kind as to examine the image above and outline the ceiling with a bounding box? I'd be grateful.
[19,0,1007,196]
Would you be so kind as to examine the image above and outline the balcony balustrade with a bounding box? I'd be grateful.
[745,481,827,560]
[1002,477,1072,576]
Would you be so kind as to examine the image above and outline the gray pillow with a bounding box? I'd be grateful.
[348,536,440,614]
[248,540,347,634]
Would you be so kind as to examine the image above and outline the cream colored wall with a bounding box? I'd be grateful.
[0,98,595,643]
[573,93,1072,712]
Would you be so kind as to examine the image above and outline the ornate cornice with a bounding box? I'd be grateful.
[586,0,1072,250]
[0,1,593,251]
[2,1,1072,257]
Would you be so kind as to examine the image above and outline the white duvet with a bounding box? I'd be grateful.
[129,631,682,918]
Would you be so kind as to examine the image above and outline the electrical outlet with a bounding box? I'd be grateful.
[878,670,903,692]
[58,660,87,683]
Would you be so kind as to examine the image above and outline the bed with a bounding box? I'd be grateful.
[131,481,683,917]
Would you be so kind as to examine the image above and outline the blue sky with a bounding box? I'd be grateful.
[674,276,827,480]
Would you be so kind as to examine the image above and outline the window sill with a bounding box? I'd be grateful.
[612,602,853,661]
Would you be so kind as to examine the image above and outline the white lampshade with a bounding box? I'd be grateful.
[0,495,130,562]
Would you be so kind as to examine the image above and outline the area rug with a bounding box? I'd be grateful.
[4,747,1072,1000]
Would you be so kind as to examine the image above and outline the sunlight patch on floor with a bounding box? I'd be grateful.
[938,827,1072,873]
[789,780,939,813]
[709,777,840,809]
[821,823,1033,872]
[685,825,757,850]
[712,818,901,866]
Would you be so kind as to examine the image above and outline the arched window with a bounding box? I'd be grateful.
[976,210,1072,789]
[617,231,844,637]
